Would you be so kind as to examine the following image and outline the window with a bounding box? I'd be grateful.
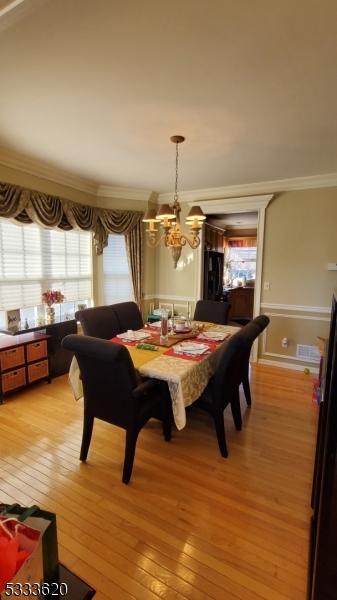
[0,219,92,316]
[224,238,257,285]
[103,234,133,304]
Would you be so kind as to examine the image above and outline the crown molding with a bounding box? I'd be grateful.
[193,194,273,214]
[0,147,98,195]
[2,144,337,204]
[158,172,337,204]
[97,185,152,202]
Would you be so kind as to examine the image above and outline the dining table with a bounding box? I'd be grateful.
[69,322,240,430]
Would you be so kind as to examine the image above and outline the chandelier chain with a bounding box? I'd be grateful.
[174,141,179,203]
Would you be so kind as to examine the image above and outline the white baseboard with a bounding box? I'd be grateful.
[258,357,319,374]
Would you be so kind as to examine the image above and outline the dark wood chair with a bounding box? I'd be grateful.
[195,332,245,457]
[75,305,120,339]
[235,315,270,406]
[62,334,172,484]
[194,300,231,325]
[112,301,143,332]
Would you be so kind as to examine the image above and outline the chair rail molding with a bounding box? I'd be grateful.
[261,303,330,314]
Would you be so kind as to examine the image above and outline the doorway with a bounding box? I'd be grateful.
[191,194,273,360]
[204,212,258,325]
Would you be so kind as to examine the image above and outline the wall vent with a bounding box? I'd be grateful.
[296,344,320,363]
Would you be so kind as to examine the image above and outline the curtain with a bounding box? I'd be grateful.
[228,237,257,247]
[125,221,143,307]
[0,180,144,303]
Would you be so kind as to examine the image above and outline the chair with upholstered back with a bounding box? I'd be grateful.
[112,301,143,332]
[62,334,172,483]
[194,300,231,325]
[195,332,245,457]
[235,315,270,406]
[75,305,120,339]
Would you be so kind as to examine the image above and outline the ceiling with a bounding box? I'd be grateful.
[1,0,337,193]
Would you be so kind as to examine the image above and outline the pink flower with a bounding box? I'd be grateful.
[41,289,65,306]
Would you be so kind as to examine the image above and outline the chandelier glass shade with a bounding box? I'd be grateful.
[142,136,205,268]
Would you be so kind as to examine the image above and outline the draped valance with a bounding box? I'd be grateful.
[0,181,143,253]
[0,181,144,305]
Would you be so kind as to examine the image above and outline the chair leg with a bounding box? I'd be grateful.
[231,389,242,431]
[162,417,172,442]
[80,413,94,461]
[122,429,140,484]
[213,411,228,458]
[242,371,252,406]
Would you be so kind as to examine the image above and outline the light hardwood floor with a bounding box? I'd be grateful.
[0,365,317,600]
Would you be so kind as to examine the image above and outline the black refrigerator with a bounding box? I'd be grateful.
[203,251,224,301]
[309,290,337,599]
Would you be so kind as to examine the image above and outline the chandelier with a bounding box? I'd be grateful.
[142,135,205,268]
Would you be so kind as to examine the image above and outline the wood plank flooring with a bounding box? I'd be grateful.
[0,365,317,599]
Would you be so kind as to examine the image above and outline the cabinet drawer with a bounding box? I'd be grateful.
[26,339,47,363]
[2,367,26,393]
[28,359,49,383]
[0,346,25,371]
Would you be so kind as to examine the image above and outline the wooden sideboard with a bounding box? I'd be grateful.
[0,332,50,401]
[0,318,77,401]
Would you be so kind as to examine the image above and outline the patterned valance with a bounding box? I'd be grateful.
[0,182,143,254]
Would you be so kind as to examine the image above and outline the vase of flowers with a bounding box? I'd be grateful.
[42,290,65,323]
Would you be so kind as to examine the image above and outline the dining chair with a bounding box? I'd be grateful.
[235,315,270,406]
[62,334,172,484]
[194,300,231,325]
[75,305,120,339]
[112,301,143,332]
[195,332,245,458]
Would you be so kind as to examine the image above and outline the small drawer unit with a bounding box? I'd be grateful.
[26,339,47,363]
[0,346,25,371]
[2,367,26,393]
[0,332,50,401]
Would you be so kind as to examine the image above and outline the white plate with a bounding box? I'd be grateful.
[117,331,150,341]
[174,342,209,354]
[198,331,229,341]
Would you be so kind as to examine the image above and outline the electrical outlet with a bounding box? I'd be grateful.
[264,281,270,291]
[282,337,289,348]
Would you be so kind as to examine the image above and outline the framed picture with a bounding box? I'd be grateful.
[6,309,21,330]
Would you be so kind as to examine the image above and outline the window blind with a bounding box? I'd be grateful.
[0,219,92,310]
[103,234,133,304]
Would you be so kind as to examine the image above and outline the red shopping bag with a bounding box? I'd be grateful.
[0,517,41,593]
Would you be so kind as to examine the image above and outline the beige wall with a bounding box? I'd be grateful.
[155,202,197,301]
[262,188,337,307]
[258,187,337,370]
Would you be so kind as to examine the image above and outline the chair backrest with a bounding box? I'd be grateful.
[112,301,143,332]
[210,333,246,409]
[252,314,270,333]
[75,305,120,339]
[233,318,269,380]
[194,300,231,325]
[62,334,139,427]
